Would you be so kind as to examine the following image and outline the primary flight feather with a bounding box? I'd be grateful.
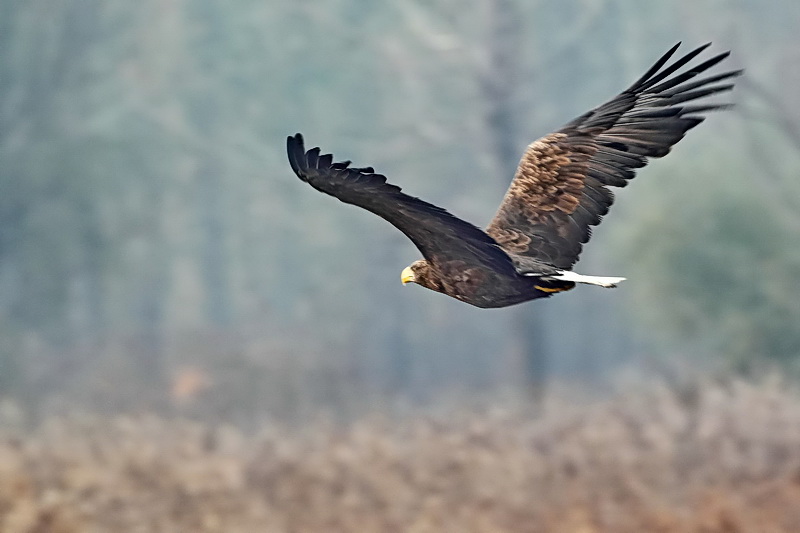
[287,43,739,308]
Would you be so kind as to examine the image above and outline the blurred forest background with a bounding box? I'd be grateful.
[1,0,800,424]
[3,1,800,531]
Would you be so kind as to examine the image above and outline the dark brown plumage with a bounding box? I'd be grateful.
[287,43,739,308]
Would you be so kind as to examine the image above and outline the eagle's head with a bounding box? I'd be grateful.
[401,260,445,293]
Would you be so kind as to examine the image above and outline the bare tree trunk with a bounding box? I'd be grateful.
[197,155,231,326]
[481,0,548,404]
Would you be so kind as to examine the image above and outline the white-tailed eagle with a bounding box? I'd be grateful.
[287,43,739,308]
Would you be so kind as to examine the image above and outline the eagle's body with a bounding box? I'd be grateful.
[287,43,739,308]
[400,258,575,309]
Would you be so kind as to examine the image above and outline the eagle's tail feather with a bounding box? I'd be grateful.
[545,271,626,288]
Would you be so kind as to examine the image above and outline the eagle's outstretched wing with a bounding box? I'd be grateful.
[486,42,741,270]
[287,134,515,272]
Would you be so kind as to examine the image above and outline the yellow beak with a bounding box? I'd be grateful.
[400,266,415,285]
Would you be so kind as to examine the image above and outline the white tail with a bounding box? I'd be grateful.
[539,270,627,288]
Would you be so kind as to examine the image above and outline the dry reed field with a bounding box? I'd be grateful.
[2,378,800,532]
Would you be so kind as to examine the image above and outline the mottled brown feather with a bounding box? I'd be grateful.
[506,133,586,218]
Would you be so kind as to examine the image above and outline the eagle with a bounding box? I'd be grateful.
[287,43,739,308]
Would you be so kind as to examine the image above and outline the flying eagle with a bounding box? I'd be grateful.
[287,43,739,308]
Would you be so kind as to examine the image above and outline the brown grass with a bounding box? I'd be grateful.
[2,378,800,532]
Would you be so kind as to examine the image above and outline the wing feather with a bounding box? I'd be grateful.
[287,134,514,272]
[487,43,740,269]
